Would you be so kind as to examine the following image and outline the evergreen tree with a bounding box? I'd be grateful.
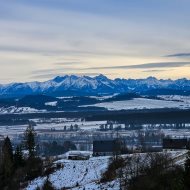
[184,150,190,189]
[24,124,36,158]
[24,125,43,180]
[2,136,14,177]
[14,145,24,168]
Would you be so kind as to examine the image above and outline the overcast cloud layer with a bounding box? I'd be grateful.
[0,0,190,83]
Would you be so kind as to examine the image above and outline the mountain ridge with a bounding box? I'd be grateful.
[0,74,190,97]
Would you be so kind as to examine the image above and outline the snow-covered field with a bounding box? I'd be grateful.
[0,95,190,114]
[33,120,107,130]
[26,156,119,190]
[161,128,190,138]
[0,106,46,114]
[158,95,190,103]
[1,117,190,138]
[0,119,108,137]
[0,124,28,137]
[82,98,190,110]
[88,94,118,100]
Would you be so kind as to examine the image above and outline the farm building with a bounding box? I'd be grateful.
[163,138,190,151]
[67,151,91,160]
[93,139,125,156]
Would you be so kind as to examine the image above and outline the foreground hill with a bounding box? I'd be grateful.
[26,151,187,190]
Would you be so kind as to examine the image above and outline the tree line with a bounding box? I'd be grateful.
[101,151,190,190]
[0,125,43,190]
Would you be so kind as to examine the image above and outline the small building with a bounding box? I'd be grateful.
[67,151,91,160]
[93,140,124,156]
[163,138,190,151]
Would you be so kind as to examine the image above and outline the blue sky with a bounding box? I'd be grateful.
[0,0,190,83]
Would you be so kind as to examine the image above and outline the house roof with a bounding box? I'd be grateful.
[163,138,189,149]
[93,140,118,153]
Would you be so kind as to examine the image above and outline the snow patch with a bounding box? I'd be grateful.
[0,106,46,114]
[26,156,111,190]
[45,101,57,106]
[82,98,190,110]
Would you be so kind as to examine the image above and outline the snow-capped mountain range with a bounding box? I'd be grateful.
[1,74,190,97]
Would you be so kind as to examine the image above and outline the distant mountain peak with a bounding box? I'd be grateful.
[53,75,80,83]
[53,76,67,83]
[94,74,109,80]
[1,74,190,98]
[146,76,157,80]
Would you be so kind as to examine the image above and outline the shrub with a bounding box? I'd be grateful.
[101,157,125,182]
[42,179,55,190]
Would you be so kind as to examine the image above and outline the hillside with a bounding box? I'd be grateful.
[26,151,187,190]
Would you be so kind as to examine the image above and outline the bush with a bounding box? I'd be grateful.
[101,157,125,182]
[126,153,185,190]
[42,179,55,190]
[101,153,186,190]
[25,157,43,180]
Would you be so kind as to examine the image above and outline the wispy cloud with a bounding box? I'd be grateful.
[83,62,190,70]
[29,61,190,81]
[166,53,190,57]
[0,44,131,58]
[142,69,169,73]
[53,61,83,66]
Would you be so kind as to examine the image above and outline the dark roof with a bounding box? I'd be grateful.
[93,140,118,153]
[163,138,189,149]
